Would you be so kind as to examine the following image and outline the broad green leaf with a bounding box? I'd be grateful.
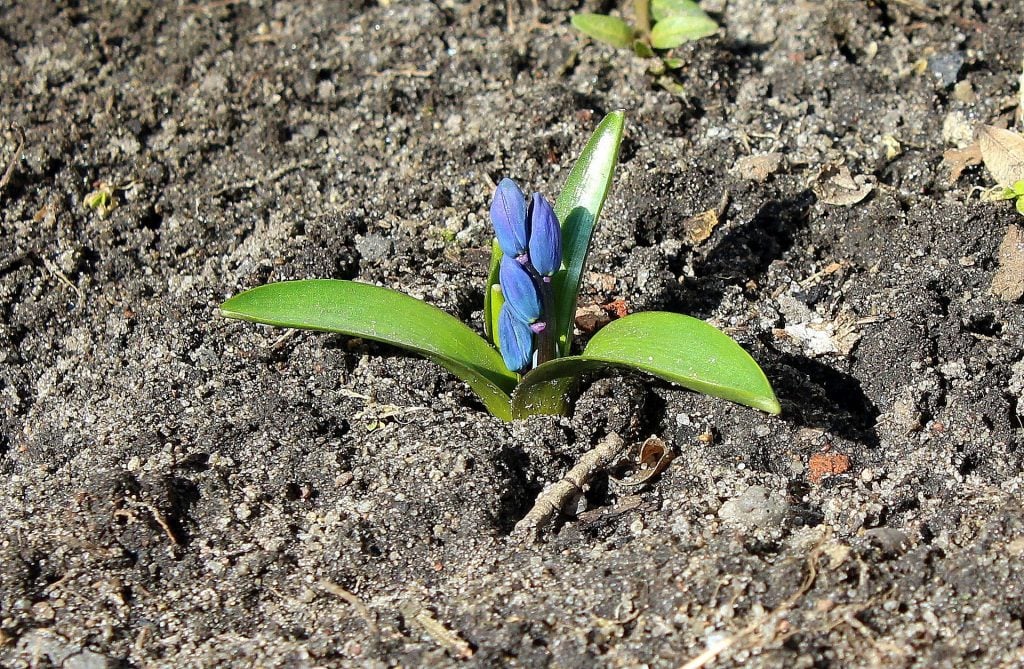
[571,14,635,49]
[482,238,503,343]
[511,376,574,419]
[552,110,625,356]
[515,312,781,415]
[650,14,718,49]
[651,0,706,22]
[1017,197,1024,215]
[221,280,516,420]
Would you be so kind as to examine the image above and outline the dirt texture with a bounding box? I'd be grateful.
[2,0,1024,667]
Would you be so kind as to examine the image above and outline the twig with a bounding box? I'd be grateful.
[318,580,379,637]
[512,432,627,543]
[400,601,474,660]
[679,531,831,669]
[0,126,25,197]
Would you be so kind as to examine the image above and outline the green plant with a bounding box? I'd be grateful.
[572,0,718,54]
[992,179,1024,215]
[220,111,780,421]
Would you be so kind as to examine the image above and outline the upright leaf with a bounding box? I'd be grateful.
[651,0,706,22]
[482,238,503,343]
[515,312,780,415]
[649,14,718,49]
[552,110,625,356]
[571,14,635,49]
[221,280,516,420]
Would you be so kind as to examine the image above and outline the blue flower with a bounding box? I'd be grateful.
[499,255,541,324]
[498,303,534,372]
[527,192,561,276]
[490,178,528,258]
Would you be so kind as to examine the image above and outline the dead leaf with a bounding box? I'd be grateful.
[614,436,672,487]
[992,225,1024,302]
[978,125,1024,185]
[732,152,785,182]
[813,164,875,206]
[779,311,863,356]
[575,304,610,333]
[682,209,720,244]
[942,143,982,183]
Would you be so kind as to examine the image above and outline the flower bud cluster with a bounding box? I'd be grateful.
[489,178,562,372]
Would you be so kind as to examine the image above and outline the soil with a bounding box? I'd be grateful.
[2,0,1023,667]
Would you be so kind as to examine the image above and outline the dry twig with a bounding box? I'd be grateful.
[512,432,627,543]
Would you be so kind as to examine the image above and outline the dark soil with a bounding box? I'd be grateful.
[2,0,1023,666]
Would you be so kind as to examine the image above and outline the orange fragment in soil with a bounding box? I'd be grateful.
[603,299,628,318]
[808,452,851,484]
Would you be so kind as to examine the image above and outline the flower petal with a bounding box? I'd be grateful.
[490,178,528,257]
[527,192,562,276]
[499,255,542,323]
[498,303,534,372]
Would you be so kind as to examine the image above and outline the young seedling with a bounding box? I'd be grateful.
[572,0,718,54]
[221,111,780,422]
[991,179,1024,215]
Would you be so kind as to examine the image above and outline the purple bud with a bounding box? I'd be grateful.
[527,192,561,276]
[498,303,534,373]
[490,178,528,257]
[499,255,542,323]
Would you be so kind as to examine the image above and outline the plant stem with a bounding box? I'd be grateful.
[519,258,557,366]
[536,277,556,366]
[634,0,650,36]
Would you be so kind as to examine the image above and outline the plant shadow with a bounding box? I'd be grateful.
[765,352,880,447]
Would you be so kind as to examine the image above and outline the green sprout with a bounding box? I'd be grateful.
[83,181,118,218]
[571,0,718,54]
[993,179,1024,215]
[220,112,780,421]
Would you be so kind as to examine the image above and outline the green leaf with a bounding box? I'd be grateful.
[552,110,625,356]
[650,14,719,49]
[633,40,656,58]
[651,0,706,22]
[511,377,575,419]
[221,280,516,420]
[1017,196,1024,215]
[1013,179,1024,196]
[482,238,503,344]
[515,312,781,415]
[571,14,635,49]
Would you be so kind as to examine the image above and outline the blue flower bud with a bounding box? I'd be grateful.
[527,192,561,276]
[498,303,534,372]
[490,178,528,257]
[499,255,542,323]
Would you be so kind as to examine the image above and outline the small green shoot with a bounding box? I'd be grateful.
[572,0,718,54]
[992,179,1024,215]
[221,112,780,421]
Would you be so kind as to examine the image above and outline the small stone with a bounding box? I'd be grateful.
[32,601,55,621]
[718,486,788,529]
[928,51,964,87]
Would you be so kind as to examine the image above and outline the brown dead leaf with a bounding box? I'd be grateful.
[575,304,611,333]
[813,164,875,206]
[732,152,785,182]
[614,436,672,487]
[682,209,720,244]
[992,225,1024,302]
[942,143,982,183]
[978,125,1024,185]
